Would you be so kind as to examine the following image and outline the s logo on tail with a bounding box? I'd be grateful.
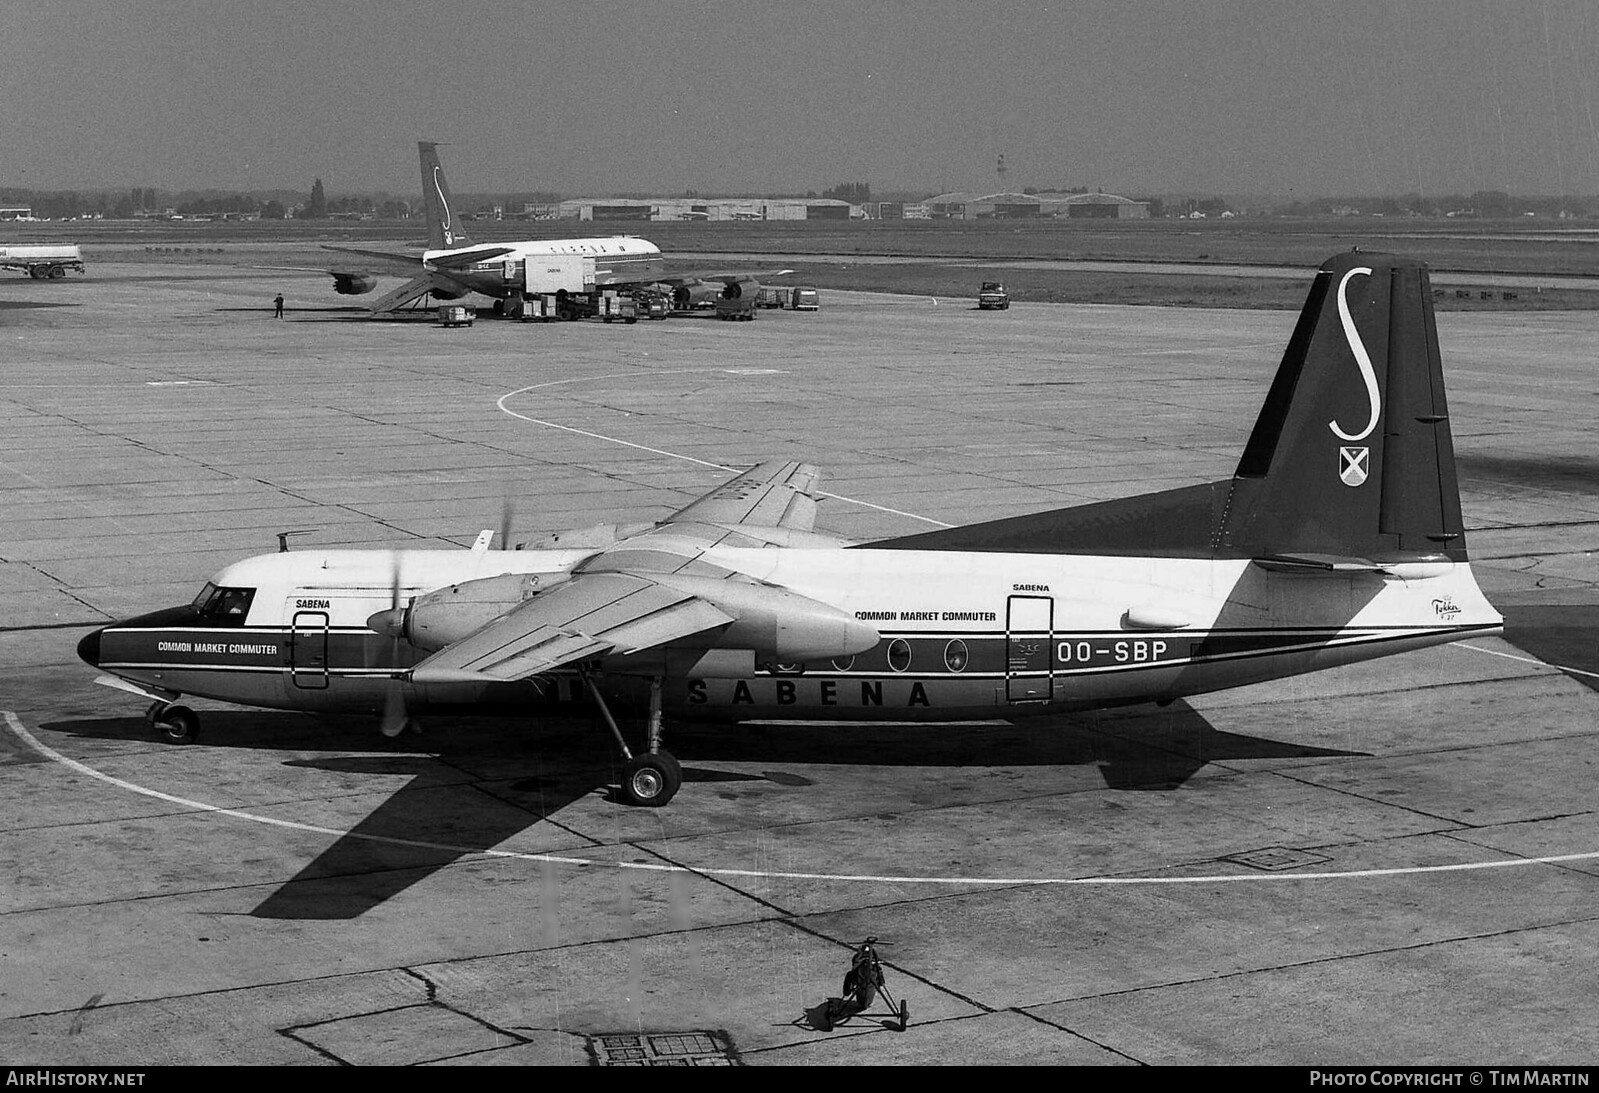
[1328,266,1380,443]
[433,166,454,247]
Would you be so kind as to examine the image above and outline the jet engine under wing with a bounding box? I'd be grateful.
[408,572,734,685]
[666,460,822,531]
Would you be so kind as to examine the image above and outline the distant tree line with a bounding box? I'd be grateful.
[6,180,1598,221]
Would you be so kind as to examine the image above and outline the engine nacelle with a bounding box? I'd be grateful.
[719,277,758,300]
[429,282,468,300]
[331,272,378,295]
[367,572,561,652]
[650,573,880,662]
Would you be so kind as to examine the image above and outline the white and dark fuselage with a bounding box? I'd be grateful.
[422,236,667,300]
[81,543,1501,722]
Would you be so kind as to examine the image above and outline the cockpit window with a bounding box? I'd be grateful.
[193,584,256,625]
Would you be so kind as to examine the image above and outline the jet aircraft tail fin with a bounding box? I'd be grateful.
[419,141,469,251]
[871,251,1468,565]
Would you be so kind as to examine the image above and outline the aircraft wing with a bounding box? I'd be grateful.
[655,267,794,286]
[664,459,822,532]
[408,572,733,684]
[426,246,515,269]
[320,244,427,271]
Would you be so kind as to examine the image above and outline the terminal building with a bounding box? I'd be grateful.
[923,191,1149,219]
[544,197,855,222]
[524,190,1147,223]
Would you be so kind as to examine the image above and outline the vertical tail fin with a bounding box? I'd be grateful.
[868,251,1469,564]
[419,141,469,251]
[1219,251,1467,563]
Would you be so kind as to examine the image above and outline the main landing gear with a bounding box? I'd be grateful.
[581,670,681,807]
[146,700,199,744]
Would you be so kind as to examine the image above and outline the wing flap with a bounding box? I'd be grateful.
[409,573,733,683]
[667,460,822,531]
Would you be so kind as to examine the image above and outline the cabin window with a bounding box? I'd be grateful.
[192,583,256,626]
[887,639,912,672]
[944,640,969,673]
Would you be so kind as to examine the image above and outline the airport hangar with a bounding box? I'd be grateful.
[515,190,1149,222]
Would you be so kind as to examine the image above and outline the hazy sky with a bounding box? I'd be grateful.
[5,0,1598,198]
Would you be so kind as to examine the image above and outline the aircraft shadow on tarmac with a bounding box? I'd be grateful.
[44,703,1366,920]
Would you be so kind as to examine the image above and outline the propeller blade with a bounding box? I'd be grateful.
[500,494,515,550]
[380,682,408,737]
[378,551,412,737]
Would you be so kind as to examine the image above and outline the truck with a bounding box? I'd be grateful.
[0,244,86,280]
[518,290,636,323]
[715,294,757,321]
[632,289,671,319]
[977,281,1010,310]
[790,287,820,311]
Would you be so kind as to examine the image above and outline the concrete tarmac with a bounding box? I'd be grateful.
[1,263,1595,1066]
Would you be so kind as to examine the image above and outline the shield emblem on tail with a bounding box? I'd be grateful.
[1339,446,1369,487]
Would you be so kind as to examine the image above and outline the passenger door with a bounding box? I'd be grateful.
[290,610,330,690]
[1005,595,1053,702]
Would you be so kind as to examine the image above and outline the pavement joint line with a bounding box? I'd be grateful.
[9,710,1599,888]
[497,373,955,528]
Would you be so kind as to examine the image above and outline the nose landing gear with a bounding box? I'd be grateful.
[146,700,200,744]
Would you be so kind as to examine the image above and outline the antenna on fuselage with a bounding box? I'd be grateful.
[275,529,316,552]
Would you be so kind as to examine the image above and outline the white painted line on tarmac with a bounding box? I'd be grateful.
[1455,641,1599,681]
[496,372,953,527]
[10,710,1596,889]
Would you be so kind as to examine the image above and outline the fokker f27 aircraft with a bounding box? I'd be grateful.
[320,142,784,313]
[79,252,1502,807]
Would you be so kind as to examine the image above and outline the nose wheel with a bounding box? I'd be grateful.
[146,701,199,744]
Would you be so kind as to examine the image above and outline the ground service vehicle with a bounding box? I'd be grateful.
[978,281,1009,309]
[633,290,671,319]
[0,244,85,279]
[715,294,757,320]
[791,287,820,311]
[756,287,787,308]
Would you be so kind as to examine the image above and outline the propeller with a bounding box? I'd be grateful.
[500,493,517,550]
[376,552,411,738]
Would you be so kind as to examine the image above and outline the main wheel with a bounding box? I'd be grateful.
[621,751,681,807]
[156,704,199,744]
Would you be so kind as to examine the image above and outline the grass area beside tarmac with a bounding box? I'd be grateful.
[11,215,1597,310]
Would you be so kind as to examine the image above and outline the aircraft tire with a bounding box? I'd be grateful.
[156,705,199,745]
[621,751,681,807]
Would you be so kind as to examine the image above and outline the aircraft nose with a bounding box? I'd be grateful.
[77,626,104,667]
